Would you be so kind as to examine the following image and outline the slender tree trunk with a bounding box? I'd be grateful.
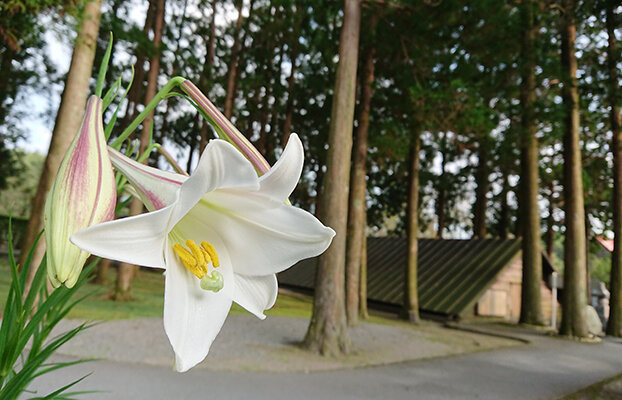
[19,0,103,290]
[359,237,368,319]
[472,139,489,238]
[499,170,510,240]
[345,14,376,326]
[198,0,218,153]
[304,0,360,356]
[559,0,588,337]
[436,134,447,239]
[606,0,622,337]
[0,48,15,126]
[114,0,166,301]
[223,0,245,120]
[546,188,555,259]
[282,40,299,147]
[404,134,421,323]
[95,258,111,285]
[519,0,543,325]
[119,0,155,133]
[282,5,301,147]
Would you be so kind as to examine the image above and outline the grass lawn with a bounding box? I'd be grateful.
[0,256,317,321]
[0,256,421,329]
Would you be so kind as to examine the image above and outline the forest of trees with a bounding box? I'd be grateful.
[1,0,621,351]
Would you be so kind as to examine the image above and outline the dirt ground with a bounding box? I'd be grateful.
[54,314,521,372]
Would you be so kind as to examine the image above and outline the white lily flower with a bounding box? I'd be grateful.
[71,134,334,372]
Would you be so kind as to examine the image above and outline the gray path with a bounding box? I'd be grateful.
[24,329,622,400]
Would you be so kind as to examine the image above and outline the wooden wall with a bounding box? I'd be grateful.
[476,254,558,323]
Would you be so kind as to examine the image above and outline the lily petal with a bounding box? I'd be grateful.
[71,206,173,268]
[232,274,278,319]
[163,243,233,372]
[167,139,260,229]
[108,147,185,210]
[192,192,335,276]
[257,133,303,202]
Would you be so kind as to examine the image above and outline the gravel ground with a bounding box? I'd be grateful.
[54,314,520,372]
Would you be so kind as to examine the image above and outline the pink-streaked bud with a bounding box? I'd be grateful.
[44,96,116,288]
[180,80,271,175]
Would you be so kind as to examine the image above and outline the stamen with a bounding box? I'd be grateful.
[187,240,210,273]
[201,241,219,267]
[172,240,222,291]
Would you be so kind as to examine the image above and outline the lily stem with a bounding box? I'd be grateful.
[111,76,187,148]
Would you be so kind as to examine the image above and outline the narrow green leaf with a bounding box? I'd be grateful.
[95,32,114,98]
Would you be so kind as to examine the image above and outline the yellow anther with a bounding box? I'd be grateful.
[201,241,219,267]
[186,240,210,273]
[173,243,205,279]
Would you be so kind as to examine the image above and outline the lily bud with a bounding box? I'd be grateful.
[44,96,116,288]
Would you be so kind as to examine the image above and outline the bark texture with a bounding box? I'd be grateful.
[19,0,103,288]
[606,0,622,337]
[345,15,376,326]
[404,135,421,324]
[519,0,543,325]
[559,0,588,337]
[304,0,361,355]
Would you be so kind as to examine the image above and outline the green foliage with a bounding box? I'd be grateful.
[0,221,94,399]
[0,151,44,217]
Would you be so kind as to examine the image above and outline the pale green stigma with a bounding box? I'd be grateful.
[200,271,224,292]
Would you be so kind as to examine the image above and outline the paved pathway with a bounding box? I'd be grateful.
[24,324,622,399]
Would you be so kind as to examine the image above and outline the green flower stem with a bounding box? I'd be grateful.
[111,76,187,149]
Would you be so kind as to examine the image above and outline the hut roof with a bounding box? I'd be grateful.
[278,238,555,317]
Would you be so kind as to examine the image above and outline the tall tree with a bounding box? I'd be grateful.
[518,0,543,326]
[345,11,376,327]
[223,0,245,120]
[198,0,218,153]
[304,0,360,355]
[114,0,165,301]
[559,0,588,337]
[404,133,421,324]
[472,137,489,238]
[606,0,622,337]
[19,0,103,284]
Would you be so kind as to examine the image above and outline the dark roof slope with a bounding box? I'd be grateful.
[278,237,555,317]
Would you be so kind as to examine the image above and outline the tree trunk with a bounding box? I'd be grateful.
[435,134,447,239]
[94,258,111,285]
[223,0,245,120]
[114,0,166,301]
[304,0,360,356]
[198,0,218,153]
[472,139,489,238]
[606,0,622,337]
[119,0,155,133]
[546,187,555,260]
[359,237,368,319]
[559,0,588,338]
[345,14,376,326]
[19,0,103,290]
[498,170,510,240]
[404,134,421,323]
[281,5,301,148]
[519,0,543,326]
[0,48,15,126]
